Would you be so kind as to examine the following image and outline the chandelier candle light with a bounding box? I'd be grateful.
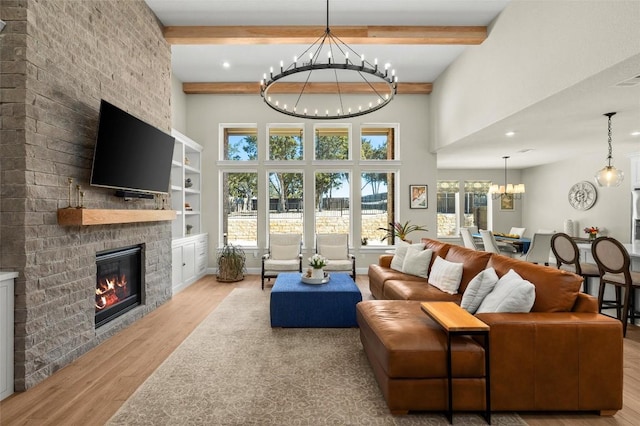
[489,156,525,200]
[259,0,398,120]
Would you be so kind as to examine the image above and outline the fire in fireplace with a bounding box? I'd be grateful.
[95,245,144,328]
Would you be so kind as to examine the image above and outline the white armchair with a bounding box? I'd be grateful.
[262,233,302,289]
[315,234,356,279]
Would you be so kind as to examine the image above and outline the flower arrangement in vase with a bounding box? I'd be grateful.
[308,254,327,279]
[584,226,599,241]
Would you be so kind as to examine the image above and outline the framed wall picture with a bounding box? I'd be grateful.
[500,193,515,211]
[410,184,428,209]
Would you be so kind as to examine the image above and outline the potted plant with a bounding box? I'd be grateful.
[216,243,246,282]
[378,220,428,244]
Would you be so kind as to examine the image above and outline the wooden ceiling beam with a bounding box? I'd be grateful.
[164,25,486,45]
[182,82,432,95]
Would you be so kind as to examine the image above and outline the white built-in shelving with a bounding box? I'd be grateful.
[171,129,203,239]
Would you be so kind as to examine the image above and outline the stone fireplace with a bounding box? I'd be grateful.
[95,245,144,328]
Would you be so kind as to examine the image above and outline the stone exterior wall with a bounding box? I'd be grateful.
[0,0,172,390]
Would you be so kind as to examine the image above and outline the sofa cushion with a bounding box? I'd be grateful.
[383,279,462,303]
[487,255,582,312]
[461,267,499,314]
[428,256,464,295]
[444,245,492,294]
[476,269,535,313]
[390,241,425,272]
[402,247,432,278]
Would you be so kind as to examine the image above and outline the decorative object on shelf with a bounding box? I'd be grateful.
[186,224,193,235]
[75,185,81,208]
[185,202,192,211]
[185,178,193,188]
[308,253,327,279]
[564,219,575,237]
[568,181,597,210]
[409,184,428,209]
[78,191,85,209]
[378,220,428,243]
[489,156,525,200]
[184,156,190,166]
[259,0,397,120]
[584,226,599,241]
[216,243,246,282]
[67,177,74,208]
[595,112,624,187]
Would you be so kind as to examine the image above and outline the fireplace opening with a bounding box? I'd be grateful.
[95,245,144,328]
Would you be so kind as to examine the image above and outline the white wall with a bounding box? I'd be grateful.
[183,94,437,271]
[171,73,187,134]
[522,146,637,242]
[430,0,640,150]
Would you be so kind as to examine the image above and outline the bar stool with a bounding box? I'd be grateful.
[591,236,640,337]
[551,233,599,294]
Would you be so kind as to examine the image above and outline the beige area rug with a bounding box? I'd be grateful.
[107,288,526,425]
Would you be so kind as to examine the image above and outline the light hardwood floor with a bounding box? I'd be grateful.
[1,274,638,425]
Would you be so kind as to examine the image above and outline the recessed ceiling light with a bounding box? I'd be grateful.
[505,131,515,137]
[632,131,640,136]
[222,62,230,68]
[517,148,534,153]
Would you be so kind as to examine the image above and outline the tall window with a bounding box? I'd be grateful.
[361,171,395,246]
[268,171,304,235]
[464,181,490,231]
[315,171,350,235]
[268,125,304,160]
[222,171,258,246]
[223,127,257,161]
[437,180,459,237]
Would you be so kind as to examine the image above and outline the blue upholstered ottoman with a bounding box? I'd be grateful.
[270,272,362,327]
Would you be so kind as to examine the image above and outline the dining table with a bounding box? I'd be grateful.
[472,233,531,254]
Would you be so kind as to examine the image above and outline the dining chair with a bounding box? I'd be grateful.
[550,232,599,294]
[509,227,526,238]
[459,227,481,250]
[315,233,356,279]
[480,230,517,257]
[591,236,640,337]
[261,233,303,290]
[524,232,554,265]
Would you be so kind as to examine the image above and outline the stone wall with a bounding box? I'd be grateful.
[0,0,172,390]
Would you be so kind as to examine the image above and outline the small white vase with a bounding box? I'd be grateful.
[311,268,324,280]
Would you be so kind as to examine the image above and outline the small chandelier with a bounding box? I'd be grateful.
[489,156,525,200]
[259,0,397,120]
[595,112,624,187]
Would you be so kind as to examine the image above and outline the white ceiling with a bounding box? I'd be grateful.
[145,0,640,169]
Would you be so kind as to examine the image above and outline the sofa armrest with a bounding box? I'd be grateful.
[572,293,598,313]
[379,254,393,268]
[474,312,622,412]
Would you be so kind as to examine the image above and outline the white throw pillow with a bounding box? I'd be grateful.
[390,241,425,272]
[460,267,499,314]
[402,247,433,278]
[476,269,536,314]
[320,244,348,260]
[427,256,464,295]
[270,244,299,260]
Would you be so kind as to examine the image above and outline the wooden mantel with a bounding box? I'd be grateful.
[57,209,176,226]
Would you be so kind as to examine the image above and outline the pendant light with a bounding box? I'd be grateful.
[595,112,624,187]
[488,156,525,199]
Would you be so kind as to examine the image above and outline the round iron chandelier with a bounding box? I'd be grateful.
[259,0,398,120]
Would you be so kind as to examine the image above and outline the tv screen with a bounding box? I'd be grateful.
[90,100,175,195]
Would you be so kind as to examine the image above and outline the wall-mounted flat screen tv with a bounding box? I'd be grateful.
[90,100,175,196]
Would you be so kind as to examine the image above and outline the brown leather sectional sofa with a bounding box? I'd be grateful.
[357,238,623,415]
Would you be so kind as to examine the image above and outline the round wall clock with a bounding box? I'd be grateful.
[568,181,597,210]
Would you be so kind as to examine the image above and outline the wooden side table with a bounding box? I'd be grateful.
[421,302,491,424]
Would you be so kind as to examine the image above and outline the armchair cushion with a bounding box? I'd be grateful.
[320,244,348,260]
[460,267,499,314]
[401,247,432,278]
[270,244,299,260]
[427,256,463,295]
[477,269,535,313]
[263,259,300,272]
